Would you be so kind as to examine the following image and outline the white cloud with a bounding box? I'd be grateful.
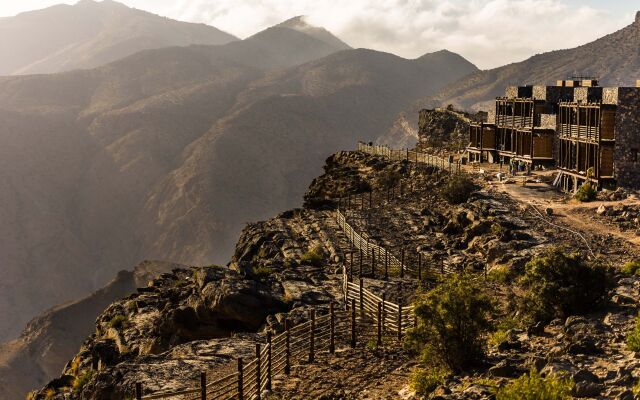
[1,0,634,69]
[163,0,630,69]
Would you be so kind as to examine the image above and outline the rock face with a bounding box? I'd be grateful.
[417,108,476,151]
[0,261,177,400]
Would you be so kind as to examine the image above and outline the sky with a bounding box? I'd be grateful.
[0,0,637,69]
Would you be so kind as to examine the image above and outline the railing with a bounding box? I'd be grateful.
[134,278,413,400]
[357,142,461,174]
[342,270,416,339]
[335,209,458,280]
[557,124,600,142]
[495,115,533,128]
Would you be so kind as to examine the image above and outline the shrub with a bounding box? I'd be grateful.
[519,248,609,323]
[627,313,640,352]
[251,265,273,280]
[440,174,477,204]
[300,245,324,267]
[376,169,403,190]
[410,368,449,396]
[574,182,597,202]
[488,317,523,347]
[72,370,93,393]
[487,264,518,284]
[405,273,493,371]
[634,379,640,396]
[108,314,129,330]
[496,370,573,400]
[621,259,640,275]
[43,388,56,400]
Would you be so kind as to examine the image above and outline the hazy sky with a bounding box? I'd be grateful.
[1,0,637,69]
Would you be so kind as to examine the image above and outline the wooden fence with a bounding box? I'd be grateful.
[134,279,414,400]
[357,142,462,174]
[336,209,457,280]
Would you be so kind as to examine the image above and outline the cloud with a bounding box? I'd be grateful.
[163,0,629,69]
[1,0,632,69]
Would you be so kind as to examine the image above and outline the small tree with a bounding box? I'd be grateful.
[626,313,640,352]
[574,181,597,202]
[405,274,493,372]
[440,174,477,204]
[496,370,573,400]
[519,248,609,323]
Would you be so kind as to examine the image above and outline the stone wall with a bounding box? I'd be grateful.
[613,87,640,188]
[574,87,603,103]
[603,88,619,105]
[505,86,533,99]
[539,114,557,129]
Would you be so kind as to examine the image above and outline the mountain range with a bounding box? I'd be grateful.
[0,1,477,349]
[377,11,640,146]
[3,2,640,398]
[0,0,238,75]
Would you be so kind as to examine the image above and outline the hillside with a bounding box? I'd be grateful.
[0,0,238,75]
[27,150,640,400]
[0,261,178,400]
[378,10,640,145]
[0,13,476,350]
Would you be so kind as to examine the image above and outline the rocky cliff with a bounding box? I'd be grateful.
[27,149,640,400]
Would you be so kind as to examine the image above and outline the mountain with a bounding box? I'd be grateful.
[0,261,178,400]
[276,16,351,51]
[0,14,475,356]
[424,11,640,111]
[0,0,238,75]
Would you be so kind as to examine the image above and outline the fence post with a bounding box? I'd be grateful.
[377,301,382,347]
[267,332,272,391]
[200,372,206,400]
[359,278,364,317]
[255,343,261,400]
[384,252,388,280]
[238,358,244,400]
[284,321,291,375]
[398,299,403,341]
[348,194,351,209]
[309,309,315,363]
[360,193,364,211]
[135,382,142,400]
[400,180,403,197]
[418,252,422,281]
[400,248,405,278]
[349,252,354,282]
[330,302,335,354]
[440,258,444,275]
[369,191,372,208]
[351,298,356,348]
[359,248,363,278]
[371,248,375,278]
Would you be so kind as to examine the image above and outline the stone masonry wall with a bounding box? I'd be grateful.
[613,87,640,189]
[574,87,603,103]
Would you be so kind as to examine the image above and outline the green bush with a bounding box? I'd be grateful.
[108,314,129,330]
[405,273,493,371]
[72,370,93,393]
[519,248,609,323]
[621,259,640,275]
[627,313,640,352]
[300,245,324,267]
[496,370,573,400]
[251,265,273,280]
[488,317,523,347]
[440,174,477,204]
[574,182,597,202]
[410,368,448,396]
[634,379,640,396]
